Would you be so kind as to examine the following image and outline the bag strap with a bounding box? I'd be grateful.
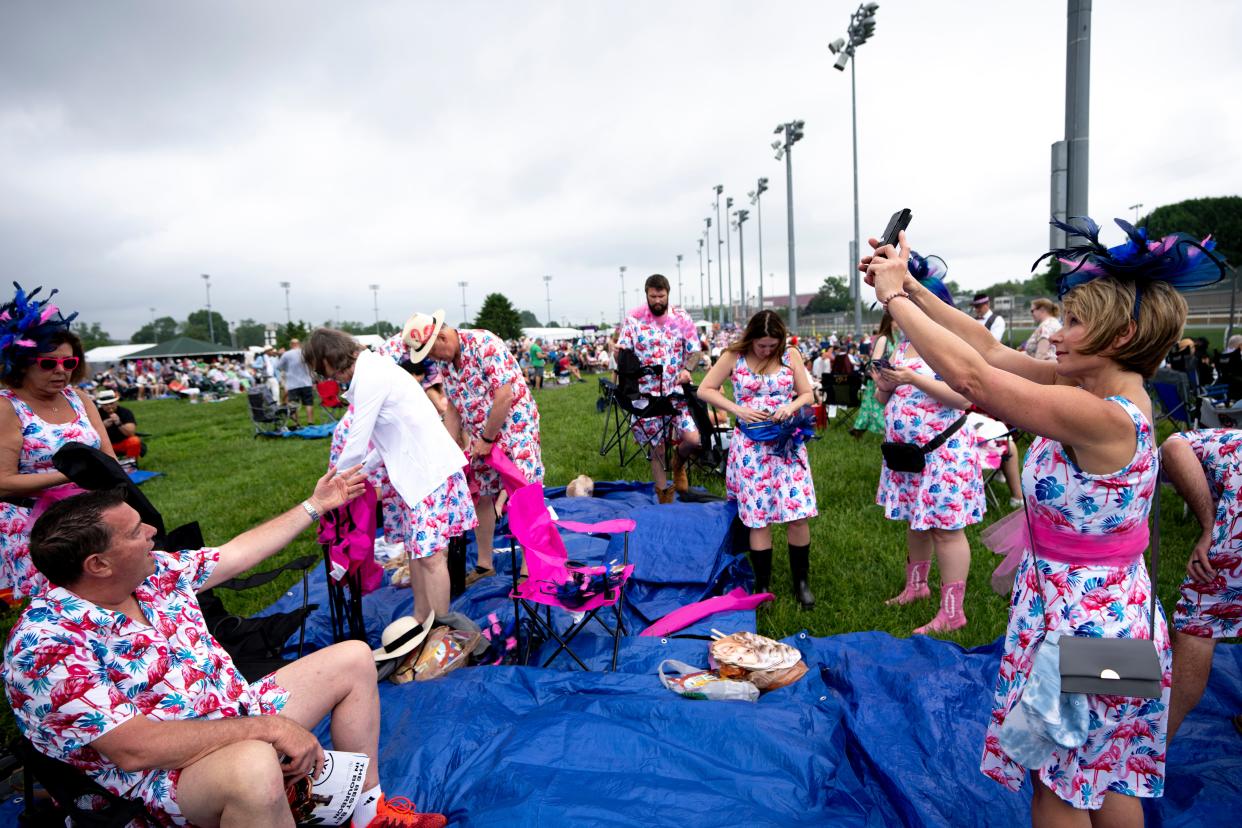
[921,413,968,455]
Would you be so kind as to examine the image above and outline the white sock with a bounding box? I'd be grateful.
[352,784,383,828]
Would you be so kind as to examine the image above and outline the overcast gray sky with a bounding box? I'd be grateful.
[2,1,1239,340]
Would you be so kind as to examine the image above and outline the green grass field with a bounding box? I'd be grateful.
[89,379,1207,648]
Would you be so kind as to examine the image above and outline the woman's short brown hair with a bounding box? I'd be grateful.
[1061,277,1186,378]
[302,328,363,377]
[3,330,87,388]
[1030,297,1060,317]
[728,310,788,356]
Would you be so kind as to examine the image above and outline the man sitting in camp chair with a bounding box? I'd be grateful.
[3,467,446,828]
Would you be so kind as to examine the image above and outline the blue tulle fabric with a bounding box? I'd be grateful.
[0,283,78,376]
[736,406,819,459]
[907,251,955,307]
[1033,217,1227,315]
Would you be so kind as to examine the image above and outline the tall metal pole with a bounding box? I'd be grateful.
[1065,0,1091,222]
[704,220,714,322]
[543,275,553,325]
[278,281,291,327]
[202,274,214,343]
[457,280,469,325]
[784,141,798,333]
[697,238,706,319]
[725,196,734,322]
[618,266,627,323]
[850,58,863,338]
[755,184,766,309]
[675,254,683,308]
[335,304,341,328]
[714,186,725,324]
[368,284,379,333]
[736,210,749,321]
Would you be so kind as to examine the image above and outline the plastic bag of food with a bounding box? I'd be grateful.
[658,659,759,702]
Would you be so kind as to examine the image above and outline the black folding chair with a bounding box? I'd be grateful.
[682,383,730,482]
[18,734,155,828]
[822,371,863,427]
[247,386,295,437]
[597,349,680,469]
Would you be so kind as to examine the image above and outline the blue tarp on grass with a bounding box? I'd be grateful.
[260,483,1241,827]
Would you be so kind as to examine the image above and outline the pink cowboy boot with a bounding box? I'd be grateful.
[884,559,931,606]
[914,580,967,635]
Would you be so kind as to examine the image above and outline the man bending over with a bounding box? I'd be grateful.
[3,469,445,828]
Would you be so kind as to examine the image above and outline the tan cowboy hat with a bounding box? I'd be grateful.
[402,309,446,364]
[372,610,435,662]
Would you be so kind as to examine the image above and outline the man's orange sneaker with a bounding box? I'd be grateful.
[363,795,447,828]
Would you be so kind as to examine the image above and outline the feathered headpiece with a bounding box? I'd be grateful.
[907,251,955,307]
[0,283,78,376]
[1032,217,1226,317]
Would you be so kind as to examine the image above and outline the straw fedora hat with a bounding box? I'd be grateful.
[372,610,435,662]
[402,309,446,364]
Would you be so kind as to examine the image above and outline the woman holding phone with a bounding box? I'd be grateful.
[872,252,985,634]
[863,218,1223,825]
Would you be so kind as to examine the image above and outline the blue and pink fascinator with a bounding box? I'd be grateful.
[1033,217,1227,317]
[907,251,955,308]
[0,283,78,376]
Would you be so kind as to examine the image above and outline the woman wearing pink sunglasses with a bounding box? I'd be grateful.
[0,285,113,599]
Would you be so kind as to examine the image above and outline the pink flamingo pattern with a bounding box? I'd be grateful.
[875,341,985,530]
[2,548,288,826]
[0,388,103,599]
[434,329,543,497]
[616,305,700,445]
[1171,429,1242,639]
[330,405,475,560]
[724,350,818,528]
[980,396,1171,809]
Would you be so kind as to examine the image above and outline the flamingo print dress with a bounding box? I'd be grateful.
[724,350,817,528]
[980,396,1171,809]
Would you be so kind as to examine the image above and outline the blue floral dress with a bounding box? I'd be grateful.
[875,341,984,530]
[0,388,102,598]
[981,397,1171,810]
[724,350,817,528]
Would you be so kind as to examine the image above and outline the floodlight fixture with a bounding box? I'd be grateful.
[829,37,846,54]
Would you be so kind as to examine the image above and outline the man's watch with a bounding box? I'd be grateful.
[301,500,321,522]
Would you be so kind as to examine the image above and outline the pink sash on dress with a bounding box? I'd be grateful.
[984,508,1149,594]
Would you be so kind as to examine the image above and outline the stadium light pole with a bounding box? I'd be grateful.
[335,304,341,328]
[734,209,750,320]
[724,196,735,322]
[675,254,684,308]
[278,280,292,329]
[368,284,380,333]
[1129,201,1143,224]
[618,265,627,323]
[749,177,769,309]
[713,186,725,324]
[543,274,553,326]
[831,2,879,338]
[457,280,469,326]
[149,306,156,326]
[773,120,805,332]
[704,219,714,322]
[697,238,705,319]
[202,274,214,343]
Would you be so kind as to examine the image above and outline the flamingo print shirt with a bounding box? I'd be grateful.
[3,547,275,792]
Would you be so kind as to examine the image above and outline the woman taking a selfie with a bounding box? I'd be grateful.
[872,252,984,635]
[697,310,818,610]
[862,218,1224,825]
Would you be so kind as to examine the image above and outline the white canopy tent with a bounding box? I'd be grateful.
[85,343,155,368]
[522,327,583,341]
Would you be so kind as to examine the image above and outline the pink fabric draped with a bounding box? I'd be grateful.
[317,486,384,594]
[984,507,1149,593]
[639,587,774,638]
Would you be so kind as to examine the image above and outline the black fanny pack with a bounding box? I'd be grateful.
[881,413,968,474]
